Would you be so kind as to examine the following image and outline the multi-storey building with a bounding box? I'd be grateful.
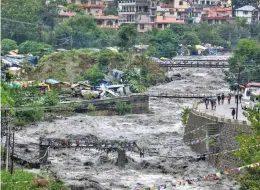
[67,0,107,15]
[118,0,157,32]
[235,5,260,24]
[201,6,233,24]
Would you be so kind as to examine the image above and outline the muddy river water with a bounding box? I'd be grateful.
[15,68,239,190]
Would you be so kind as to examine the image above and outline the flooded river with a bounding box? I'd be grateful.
[15,68,239,190]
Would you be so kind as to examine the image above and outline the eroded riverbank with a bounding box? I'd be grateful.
[14,68,239,190]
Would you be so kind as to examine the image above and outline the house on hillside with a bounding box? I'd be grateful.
[235,5,259,24]
[201,6,233,24]
[156,15,184,29]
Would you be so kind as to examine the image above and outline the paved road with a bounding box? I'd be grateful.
[197,99,248,121]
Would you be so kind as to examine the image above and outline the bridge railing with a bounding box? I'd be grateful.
[147,92,215,98]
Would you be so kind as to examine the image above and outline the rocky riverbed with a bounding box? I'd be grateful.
[14,68,240,190]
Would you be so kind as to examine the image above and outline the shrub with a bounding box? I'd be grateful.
[84,65,104,86]
[115,101,132,115]
[16,105,44,123]
[87,104,96,112]
[181,107,190,125]
[1,39,18,55]
[43,90,59,106]
[83,93,93,100]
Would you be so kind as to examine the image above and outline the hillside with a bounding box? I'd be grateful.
[27,49,97,82]
[25,49,165,85]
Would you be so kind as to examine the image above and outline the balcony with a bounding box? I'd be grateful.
[118,10,136,14]
[118,0,136,5]
[118,0,136,3]
[118,19,136,23]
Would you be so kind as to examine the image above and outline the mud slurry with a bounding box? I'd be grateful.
[15,68,239,190]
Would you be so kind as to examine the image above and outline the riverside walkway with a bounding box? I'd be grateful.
[197,99,247,121]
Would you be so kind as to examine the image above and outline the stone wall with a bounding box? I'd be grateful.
[59,95,149,114]
[185,109,251,170]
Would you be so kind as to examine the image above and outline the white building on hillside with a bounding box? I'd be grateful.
[235,5,259,24]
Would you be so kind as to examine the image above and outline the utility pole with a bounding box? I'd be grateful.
[39,23,43,42]
[205,125,209,152]
[6,116,9,172]
[11,132,15,175]
[70,36,73,50]
[236,65,241,120]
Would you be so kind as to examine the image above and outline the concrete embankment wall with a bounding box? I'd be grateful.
[185,109,251,170]
[58,95,149,114]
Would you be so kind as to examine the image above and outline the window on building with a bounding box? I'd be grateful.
[179,1,183,5]
[201,1,205,4]
[71,0,76,3]
[151,17,155,22]
[244,11,248,15]
[140,24,145,30]
[91,0,96,5]
[206,1,210,5]
[158,24,162,28]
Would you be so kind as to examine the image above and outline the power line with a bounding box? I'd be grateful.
[1,18,39,26]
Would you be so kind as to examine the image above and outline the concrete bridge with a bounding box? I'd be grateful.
[159,56,229,70]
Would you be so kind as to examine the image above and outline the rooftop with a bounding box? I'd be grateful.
[59,12,76,17]
[94,15,118,20]
[156,16,185,24]
[235,5,256,11]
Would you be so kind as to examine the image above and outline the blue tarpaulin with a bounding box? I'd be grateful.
[28,56,38,65]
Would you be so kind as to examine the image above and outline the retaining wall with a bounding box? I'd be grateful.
[185,106,251,170]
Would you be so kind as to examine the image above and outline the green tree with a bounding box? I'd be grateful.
[150,28,179,58]
[1,0,42,43]
[54,15,103,48]
[66,3,84,13]
[182,32,200,46]
[115,101,132,115]
[225,39,260,86]
[41,0,68,29]
[103,0,118,16]
[234,100,260,190]
[43,90,60,106]
[84,65,104,86]
[170,24,194,36]
[117,24,138,50]
[18,41,53,57]
[1,39,18,55]
[1,84,15,107]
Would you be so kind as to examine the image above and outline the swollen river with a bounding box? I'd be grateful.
[15,68,239,190]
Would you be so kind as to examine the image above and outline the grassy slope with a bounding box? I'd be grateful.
[28,49,97,83]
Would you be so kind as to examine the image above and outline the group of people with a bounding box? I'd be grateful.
[204,93,226,110]
[204,92,243,119]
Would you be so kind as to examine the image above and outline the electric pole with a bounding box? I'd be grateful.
[70,36,73,50]
[39,23,43,42]
[236,65,241,120]
[11,132,15,175]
